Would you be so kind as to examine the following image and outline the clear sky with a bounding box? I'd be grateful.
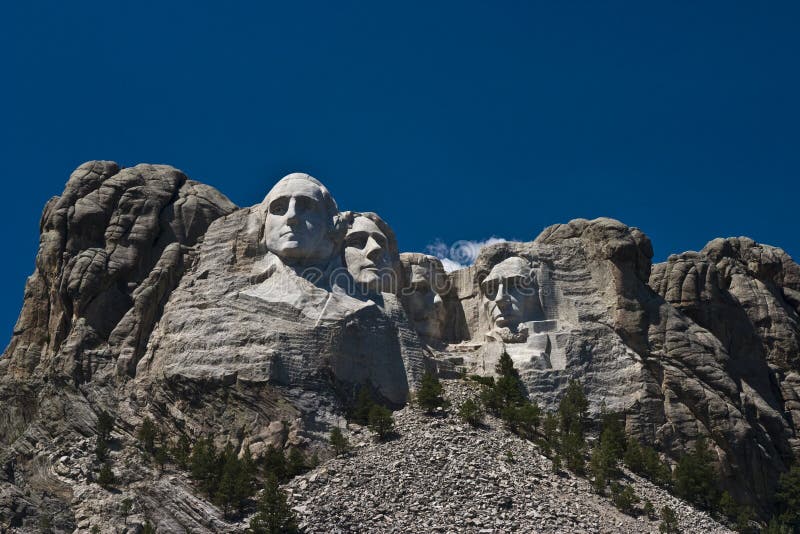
[2,1,798,345]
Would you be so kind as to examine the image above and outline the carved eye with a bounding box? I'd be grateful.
[295,196,313,212]
[269,197,289,216]
[346,234,368,249]
[482,280,498,299]
[373,233,387,249]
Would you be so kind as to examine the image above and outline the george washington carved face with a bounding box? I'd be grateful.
[262,173,339,266]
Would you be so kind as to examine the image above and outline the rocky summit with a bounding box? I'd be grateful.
[1,162,798,533]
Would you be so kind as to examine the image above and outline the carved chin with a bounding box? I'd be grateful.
[355,269,380,288]
[488,325,529,343]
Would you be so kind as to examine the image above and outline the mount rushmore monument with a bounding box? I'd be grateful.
[1,161,799,529]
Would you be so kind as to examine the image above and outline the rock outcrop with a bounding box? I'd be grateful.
[0,164,798,532]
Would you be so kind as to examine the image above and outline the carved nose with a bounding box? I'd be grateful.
[365,236,383,260]
[494,282,510,303]
[285,198,299,224]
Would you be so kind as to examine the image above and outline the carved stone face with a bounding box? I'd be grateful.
[481,256,537,341]
[263,174,336,266]
[344,216,392,293]
[410,263,433,288]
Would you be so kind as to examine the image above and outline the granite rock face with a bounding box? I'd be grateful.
[3,161,237,382]
[0,164,798,531]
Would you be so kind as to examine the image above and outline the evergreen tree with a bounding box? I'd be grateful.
[589,412,628,491]
[190,437,221,495]
[659,506,680,533]
[558,380,588,440]
[481,352,526,414]
[97,410,115,442]
[458,398,484,427]
[137,417,157,454]
[98,461,115,488]
[416,371,447,413]
[542,412,559,444]
[215,445,242,518]
[329,427,350,456]
[154,446,169,469]
[643,499,656,520]
[624,438,670,486]
[287,448,307,478]
[172,434,192,470]
[249,474,299,534]
[610,482,640,515]
[95,436,110,462]
[351,388,375,425]
[120,498,133,524]
[557,380,588,474]
[368,404,395,441]
[718,491,737,521]
[764,517,792,534]
[142,522,156,534]
[262,445,288,483]
[501,401,541,439]
[673,436,719,511]
[775,464,800,530]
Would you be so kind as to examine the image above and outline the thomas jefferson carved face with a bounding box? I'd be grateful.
[344,215,393,293]
[480,256,538,342]
[263,174,337,266]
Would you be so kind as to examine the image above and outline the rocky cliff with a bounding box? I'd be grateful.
[0,162,797,532]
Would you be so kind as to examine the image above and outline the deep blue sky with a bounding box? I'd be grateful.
[2,2,798,345]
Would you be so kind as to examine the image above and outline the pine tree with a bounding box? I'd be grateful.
[215,445,241,518]
[557,380,588,474]
[98,461,115,489]
[659,506,680,533]
[154,446,169,469]
[458,399,484,427]
[95,436,110,462]
[351,388,375,425]
[329,427,350,456]
[542,412,559,444]
[262,445,289,483]
[287,448,307,477]
[416,371,447,413]
[190,437,221,495]
[775,464,800,530]
[142,522,156,534]
[610,482,640,515]
[97,410,114,442]
[673,436,719,511]
[172,434,192,469]
[368,405,395,441]
[137,417,157,454]
[590,412,627,491]
[249,474,299,534]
